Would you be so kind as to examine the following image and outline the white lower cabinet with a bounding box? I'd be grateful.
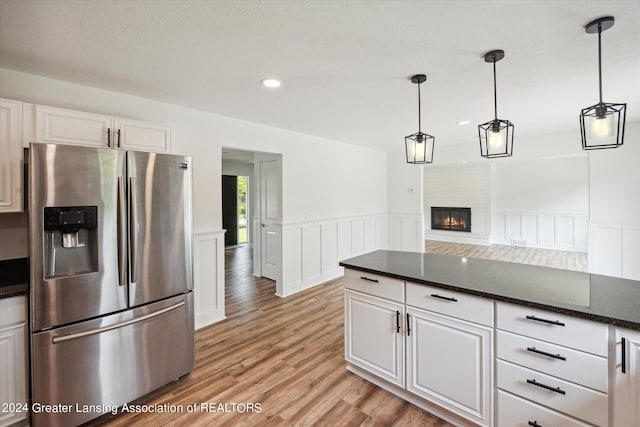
[496,302,609,427]
[407,306,493,426]
[0,296,28,427]
[344,270,494,426]
[344,289,404,387]
[613,328,640,426]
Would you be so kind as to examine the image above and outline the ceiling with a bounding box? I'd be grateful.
[1,0,639,153]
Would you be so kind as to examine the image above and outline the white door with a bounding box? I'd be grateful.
[260,159,280,281]
[35,105,113,147]
[344,290,405,387]
[406,306,492,427]
[114,118,171,152]
[614,328,640,427]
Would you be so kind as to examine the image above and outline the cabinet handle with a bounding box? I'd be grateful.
[526,379,566,395]
[360,276,379,283]
[117,128,121,148]
[406,313,411,336]
[622,337,627,374]
[107,127,111,147]
[525,315,565,327]
[526,346,566,361]
[528,421,542,427]
[430,293,457,302]
[396,310,400,333]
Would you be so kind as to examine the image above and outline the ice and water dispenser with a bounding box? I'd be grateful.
[43,206,99,278]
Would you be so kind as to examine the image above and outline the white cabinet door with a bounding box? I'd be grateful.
[35,105,113,147]
[114,118,171,152]
[614,328,640,427]
[0,297,28,427]
[345,290,404,387]
[0,99,23,212]
[406,306,493,427]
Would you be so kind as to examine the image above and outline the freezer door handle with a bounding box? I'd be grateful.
[117,176,127,286]
[51,301,185,344]
[129,176,138,283]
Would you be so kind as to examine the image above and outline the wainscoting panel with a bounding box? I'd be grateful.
[493,212,588,252]
[281,214,386,297]
[321,223,339,276]
[194,230,226,329]
[389,213,425,252]
[589,223,640,280]
[302,225,322,282]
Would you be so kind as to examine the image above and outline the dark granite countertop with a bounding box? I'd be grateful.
[0,257,29,298]
[339,250,640,331]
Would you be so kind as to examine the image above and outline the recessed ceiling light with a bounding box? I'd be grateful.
[261,78,281,88]
[457,120,471,125]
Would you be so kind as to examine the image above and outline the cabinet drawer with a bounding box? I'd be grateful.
[406,282,493,326]
[497,330,608,392]
[497,360,608,427]
[496,302,608,356]
[498,390,590,427]
[0,295,26,326]
[344,269,404,303]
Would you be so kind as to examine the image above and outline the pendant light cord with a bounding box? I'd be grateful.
[417,81,422,133]
[598,24,603,103]
[493,57,498,120]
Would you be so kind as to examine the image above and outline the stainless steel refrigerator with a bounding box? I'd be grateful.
[28,143,195,426]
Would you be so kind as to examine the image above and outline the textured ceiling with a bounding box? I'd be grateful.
[1,0,639,153]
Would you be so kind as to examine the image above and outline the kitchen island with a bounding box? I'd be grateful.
[339,250,640,427]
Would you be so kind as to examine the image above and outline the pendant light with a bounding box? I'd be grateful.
[478,50,514,158]
[580,16,626,150]
[405,74,435,164]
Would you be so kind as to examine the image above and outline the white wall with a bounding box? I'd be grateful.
[0,68,388,323]
[386,150,424,252]
[492,156,589,251]
[588,121,640,280]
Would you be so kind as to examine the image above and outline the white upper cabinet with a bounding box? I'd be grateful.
[33,105,171,152]
[0,99,23,213]
[114,118,171,152]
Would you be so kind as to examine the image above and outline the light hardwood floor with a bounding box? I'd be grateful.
[425,240,588,272]
[92,245,452,426]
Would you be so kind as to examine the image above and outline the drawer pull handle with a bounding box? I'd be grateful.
[406,313,411,336]
[622,337,627,374]
[360,276,379,283]
[526,346,566,361]
[396,310,401,333]
[528,421,542,427]
[525,315,565,327]
[430,293,458,302]
[526,379,566,395]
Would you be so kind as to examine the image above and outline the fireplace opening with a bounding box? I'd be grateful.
[431,207,471,232]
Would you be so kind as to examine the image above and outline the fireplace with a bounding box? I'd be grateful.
[431,207,471,232]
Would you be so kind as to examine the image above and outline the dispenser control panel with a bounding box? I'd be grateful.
[44,206,98,233]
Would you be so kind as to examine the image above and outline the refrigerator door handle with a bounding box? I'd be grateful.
[129,176,138,283]
[117,176,127,286]
[51,301,185,344]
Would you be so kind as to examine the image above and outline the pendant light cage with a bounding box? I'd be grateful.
[580,16,626,150]
[580,102,626,150]
[478,49,513,159]
[478,118,514,158]
[405,131,435,164]
[405,74,435,164]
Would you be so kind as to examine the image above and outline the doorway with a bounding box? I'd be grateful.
[222,175,249,247]
[221,148,282,284]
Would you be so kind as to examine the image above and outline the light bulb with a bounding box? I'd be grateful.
[591,115,613,138]
[488,129,505,152]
